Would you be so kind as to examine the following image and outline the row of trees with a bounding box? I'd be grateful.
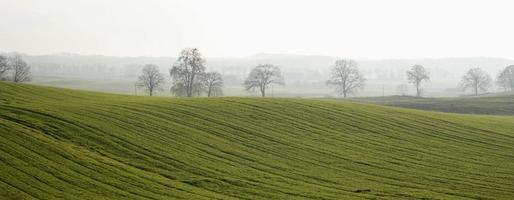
[244,59,430,98]
[323,61,430,98]
[137,48,223,97]
[0,54,32,83]
[138,48,287,97]
[457,65,514,96]
[325,60,514,98]
[138,51,288,97]
[2,49,508,98]
[137,49,514,98]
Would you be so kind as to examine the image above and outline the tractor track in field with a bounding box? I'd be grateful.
[1,82,514,199]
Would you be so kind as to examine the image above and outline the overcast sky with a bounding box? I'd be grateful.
[0,0,513,59]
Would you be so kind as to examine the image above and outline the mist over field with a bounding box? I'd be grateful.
[0,52,509,97]
[1,0,514,98]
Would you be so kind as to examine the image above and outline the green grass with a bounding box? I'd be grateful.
[352,94,514,116]
[1,82,514,199]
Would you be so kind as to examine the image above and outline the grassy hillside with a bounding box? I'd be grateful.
[1,82,514,199]
[352,94,514,115]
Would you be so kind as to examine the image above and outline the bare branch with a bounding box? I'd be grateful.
[406,65,429,97]
[326,59,365,98]
[244,64,284,97]
[169,48,206,97]
[496,65,514,92]
[203,72,223,97]
[9,54,31,83]
[138,64,165,96]
[459,67,491,96]
[0,56,10,80]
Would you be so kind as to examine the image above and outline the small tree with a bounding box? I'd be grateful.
[326,59,365,98]
[406,65,429,97]
[9,54,31,83]
[244,64,284,97]
[138,64,165,96]
[203,72,223,97]
[496,65,514,92]
[169,48,206,97]
[460,67,491,96]
[0,55,10,80]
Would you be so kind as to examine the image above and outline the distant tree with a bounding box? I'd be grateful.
[169,48,206,97]
[406,65,429,97]
[9,54,31,83]
[459,67,491,96]
[396,84,409,96]
[244,64,284,97]
[496,65,514,92]
[138,64,165,96]
[203,72,223,97]
[326,59,365,98]
[0,55,10,80]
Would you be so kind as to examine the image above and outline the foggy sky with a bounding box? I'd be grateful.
[1,0,513,59]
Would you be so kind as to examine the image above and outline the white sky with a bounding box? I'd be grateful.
[0,0,513,59]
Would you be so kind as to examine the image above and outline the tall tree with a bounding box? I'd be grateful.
[406,65,429,97]
[460,67,491,96]
[244,64,284,97]
[497,65,514,92]
[9,54,31,83]
[169,48,206,97]
[0,55,10,80]
[138,64,165,96]
[203,72,223,97]
[326,59,365,98]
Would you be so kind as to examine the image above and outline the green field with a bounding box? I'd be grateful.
[1,82,514,199]
[352,94,514,116]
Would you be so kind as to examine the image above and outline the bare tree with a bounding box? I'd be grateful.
[326,59,365,98]
[406,65,429,97]
[244,64,284,97]
[497,65,514,92]
[138,64,165,96]
[203,72,223,97]
[0,56,10,80]
[459,67,491,96]
[9,54,31,83]
[169,48,206,97]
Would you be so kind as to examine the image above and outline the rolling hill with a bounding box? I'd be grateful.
[352,94,514,116]
[1,82,514,199]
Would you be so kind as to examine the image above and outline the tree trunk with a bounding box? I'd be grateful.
[416,85,420,97]
[186,80,190,97]
[188,74,195,97]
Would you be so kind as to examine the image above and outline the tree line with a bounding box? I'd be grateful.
[137,48,224,97]
[326,60,514,98]
[2,50,511,98]
[138,48,289,97]
[137,48,514,97]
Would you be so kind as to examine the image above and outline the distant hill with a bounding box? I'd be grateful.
[9,52,513,81]
[1,82,514,199]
